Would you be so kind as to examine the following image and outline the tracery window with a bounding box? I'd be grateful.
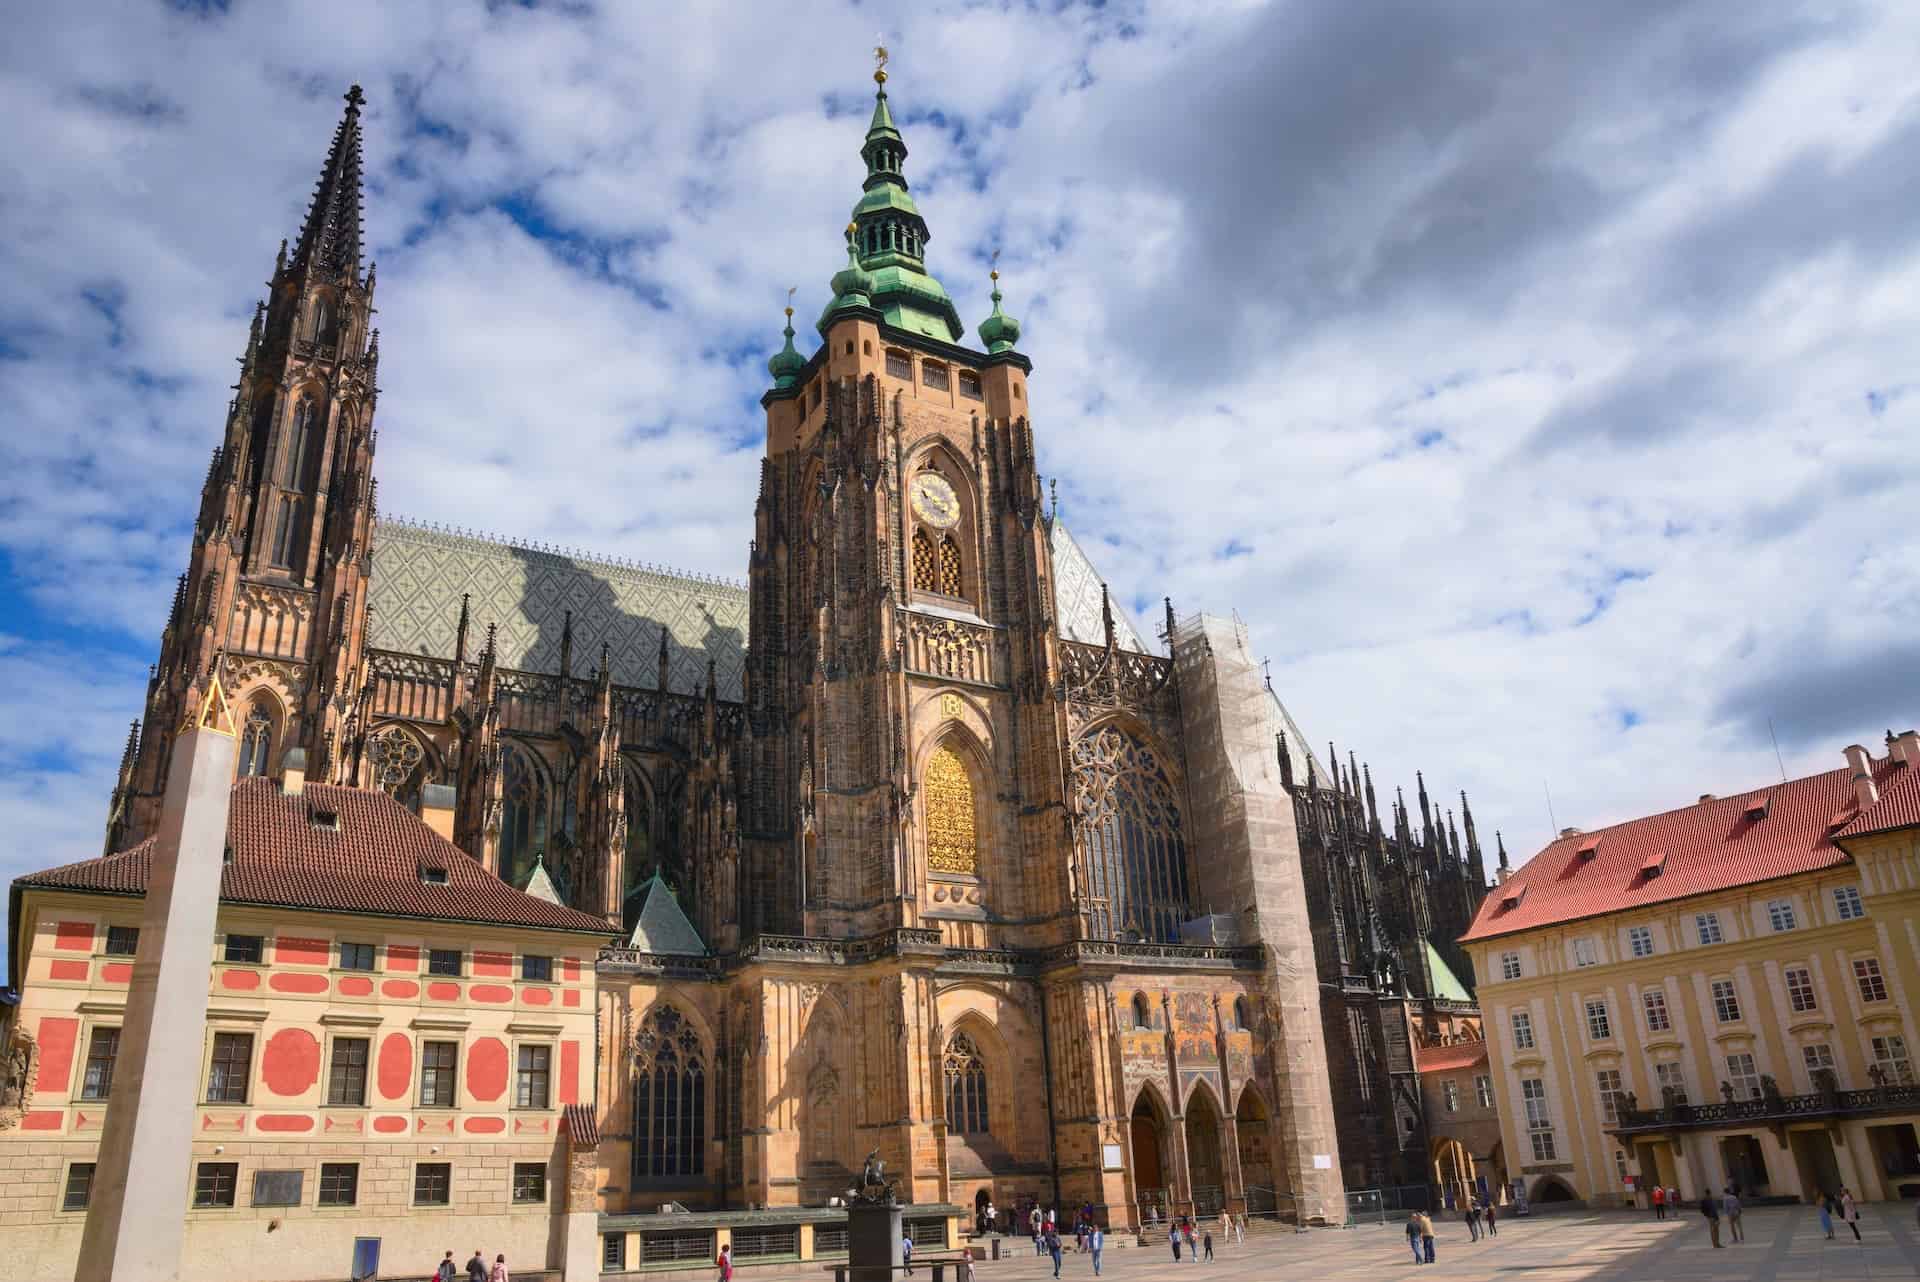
[1071,726,1192,943]
[911,528,937,592]
[943,1033,989,1135]
[367,726,428,811]
[270,497,301,568]
[924,746,978,875]
[632,1006,706,1180]
[622,765,654,930]
[500,743,549,889]
[938,535,963,597]
[284,400,315,489]
[237,698,275,777]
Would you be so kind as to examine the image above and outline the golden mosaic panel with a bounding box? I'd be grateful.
[924,746,978,875]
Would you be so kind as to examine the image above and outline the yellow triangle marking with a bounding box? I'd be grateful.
[180,673,239,738]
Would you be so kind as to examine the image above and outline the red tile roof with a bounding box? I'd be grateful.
[564,1102,600,1148]
[15,778,614,936]
[1461,753,1907,943]
[1415,1040,1489,1074]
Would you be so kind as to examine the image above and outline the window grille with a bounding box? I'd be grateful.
[224,934,264,964]
[911,528,937,592]
[886,350,913,379]
[193,1162,238,1208]
[642,1230,714,1263]
[428,949,462,976]
[958,369,982,400]
[62,1164,94,1212]
[937,535,963,597]
[814,1227,850,1255]
[603,1236,628,1270]
[512,1162,547,1203]
[907,1220,946,1248]
[922,362,950,392]
[105,926,139,956]
[729,1227,798,1259]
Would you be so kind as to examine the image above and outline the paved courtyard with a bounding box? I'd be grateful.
[960,1206,1920,1282]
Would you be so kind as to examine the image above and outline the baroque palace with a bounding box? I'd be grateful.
[1,75,1492,1280]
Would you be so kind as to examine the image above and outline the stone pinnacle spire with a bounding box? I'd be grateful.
[290,85,368,282]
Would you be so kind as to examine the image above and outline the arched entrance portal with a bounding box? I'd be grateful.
[1186,1087,1226,1216]
[1531,1175,1577,1203]
[1130,1090,1171,1225]
[1431,1137,1475,1210]
[1234,1088,1277,1213]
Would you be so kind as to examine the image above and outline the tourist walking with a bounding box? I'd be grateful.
[1202,1229,1214,1262]
[1818,1193,1835,1238]
[488,1254,509,1282]
[1404,1215,1423,1264]
[1234,1213,1245,1245]
[1047,1229,1062,1279]
[1465,1200,1480,1241]
[1483,1199,1497,1237]
[1089,1224,1104,1277]
[902,1233,914,1276]
[1650,1184,1665,1220]
[436,1252,458,1282]
[1722,1186,1743,1243]
[717,1242,733,1282]
[1699,1191,1722,1248]
[1170,1223,1182,1262]
[466,1250,489,1282]
[1840,1188,1861,1240]
[1414,1211,1435,1264]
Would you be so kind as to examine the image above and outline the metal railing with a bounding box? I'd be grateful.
[1615,1082,1920,1134]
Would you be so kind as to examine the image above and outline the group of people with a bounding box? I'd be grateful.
[1403,1196,1498,1264]
[1678,1181,1870,1247]
[433,1250,509,1282]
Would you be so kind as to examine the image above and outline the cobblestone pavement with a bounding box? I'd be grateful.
[957,1205,1920,1282]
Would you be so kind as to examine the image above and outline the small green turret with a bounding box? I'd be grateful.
[767,301,805,389]
[979,267,1021,354]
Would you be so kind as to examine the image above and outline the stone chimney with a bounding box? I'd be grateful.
[280,747,307,798]
[1892,729,1920,769]
[421,783,456,842]
[1844,744,1878,809]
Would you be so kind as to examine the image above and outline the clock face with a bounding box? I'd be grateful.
[911,472,961,529]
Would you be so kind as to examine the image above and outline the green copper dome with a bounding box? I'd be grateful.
[767,309,805,388]
[978,271,1021,354]
[819,225,876,328]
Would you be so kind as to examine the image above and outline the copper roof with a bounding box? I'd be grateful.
[16,777,614,935]
[1461,753,1907,943]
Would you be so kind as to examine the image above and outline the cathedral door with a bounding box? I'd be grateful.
[1130,1092,1169,1224]
[1234,1089,1277,1213]
[1185,1089,1226,1216]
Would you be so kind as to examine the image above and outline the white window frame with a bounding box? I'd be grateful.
[1695,912,1723,946]
[1521,1079,1555,1161]
[1766,899,1798,932]
[1832,886,1865,922]
[1802,1042,1836,1084]
[1784,965,1817,1013]
[1725,1052,1761,1101]
[1853,957,1889,1003]
[1511,1010,1535,1051]
[1654,1061,1688,1105]
[1871,1035,1912,1084]
[1573,937,1599,968]
[1627,926,1654,958]
[1585,999,1612,1041]
[1442,1079,1459,1113]
[1710,978,1741,1024]
[1595,1068,1623,1126]
[1642,988,1671,1032]
[1500,952,1522,981]
[1474,1074,1494,1108]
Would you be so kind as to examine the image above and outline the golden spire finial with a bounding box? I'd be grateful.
[785,285,796,320]
[873,41,889,85]
[990,247,1001,285]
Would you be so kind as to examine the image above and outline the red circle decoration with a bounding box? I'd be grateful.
[261,1029,321,1097]
[467,1037,508,1103]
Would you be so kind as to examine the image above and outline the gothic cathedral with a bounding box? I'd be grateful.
[105,75,1491,1224]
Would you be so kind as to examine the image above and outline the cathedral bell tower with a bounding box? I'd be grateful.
[738,58,1077,958]
[108,86,380,852]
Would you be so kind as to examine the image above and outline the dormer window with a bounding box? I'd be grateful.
[1575,835,1601,860]
[419,866,448,885]
[310,809,340,831]
[1640,850,1668,879]
[1744,793,1771,820]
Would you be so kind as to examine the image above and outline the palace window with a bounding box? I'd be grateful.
[104,925,139,956]
[1520,1079,1555,1161]
[340,941,376,971]
[632,1005,707,1180]
[1510,1010,1535,1051]
[238,698,275,777]
[1499,951,1521,980]
[81,1028,119,1100]
[513,1162,548,1204]
[522,954,552,982]
[944,1033,990,1135]
[1442,1080,1459,1113]
[327,1037,369,1107]
[1627,926,1654,958]
[206,1032,252,1104]
[413,1162,451,1206]
[1072,727,1193,943]
[420,1041,457,1107]
[1642,988,1671,1032]
[317,1163,358,1207]
[1803,1043,1836,1085]
[1475,1074,1495,1108]
[923,746,978,876]
[428,949,462,976]
[1596,1068,1624,1126]
[1695,912,1723,945]
[1785,966,1817,1013]
[1871,1035,1912,1084]
[1853,957,1888,1003]
[517,1045,552,1110]
[194,1161,239,1208]
[1585,999,1612,1041]
[1710,979,1741,1024]
[62,1163,95,1212]
[1573,938,1598,967]
[1832,886,1865,921]
[224,933,263,964]
[1725,1052,1761,1101]
[1654,1061,1687,1105]
[1767,899,1798,932]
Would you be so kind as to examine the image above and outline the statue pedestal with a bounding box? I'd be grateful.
[847,1203,904,1282]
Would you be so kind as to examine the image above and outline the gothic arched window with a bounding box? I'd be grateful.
[632,1005,707,1180]
[924,746,978,875]
[1132,992,1153,1030]
[938,535,963,598]
[367,726,428,811]
[500,743,549,889]
[283,400,314,488]
[622,764,654,930]
[270,497,301,568]
[1234,997,1250,1031]
[237,698,275,777]
[911,527,937,592]
[944,1033,990,1135]
[1071,726,1192,943]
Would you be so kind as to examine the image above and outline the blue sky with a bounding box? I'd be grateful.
[2,1,1918,900]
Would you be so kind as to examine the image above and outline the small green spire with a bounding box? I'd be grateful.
[768,291,804,388]
[979,265,1021,354]
[827,222,875,315]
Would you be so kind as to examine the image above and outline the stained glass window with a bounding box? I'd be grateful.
[924,747,978,875]
[238,698,274,777]
[633,1006,706,1180]
[1071,726,1191,942]
[944,1033,989,1135]
[366,726,427,810]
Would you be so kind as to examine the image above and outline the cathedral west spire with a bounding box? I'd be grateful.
[289,85,369,283]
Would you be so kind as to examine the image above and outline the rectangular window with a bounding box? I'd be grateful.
[1627,926,1654,958]
[1854,957,1889,1003]
[1711,978,1741,1024]
[318,1162,359,1207]
[80,1027,120,1100]
[1573,938,1599,967]
[1725,1052,1761,1101]
[328,1037,370,1107]
[921,362,949,392]
[223,934,264,964]
[1500,952,1522,980]
[1871,1035,1913,1084]
[1803,1042,1836,1085]
[1521,1079,1555,1161]
[1475,1074,1494,1108]
[957,369,982,400]
[62,1163,95,1212]
[1695,913,1723,946]
[206,1032,253,1103]
[339,942,376,971]
[604,1235,628,1270]
[1833,886,1865,921]
[885,350,912,380]
[427,949,462,977]
[512,1162,548,1204]
[1785,966,1818,1013]
[1585,999,1612,1041]
[1767,899,1798,932]
[1596,1068,1623,1127]
[1642,988,1671,1032]
[1511,1010,1535,1051]
[104,926,139,957]
[516,1044,552,1110]
[1654,1061,1688,1105]
[420,1041,457,1107]
[521,954,552,982]
[413,1162,451,1206]
[251,1169,304,1207]
[1442,1080,1459,1113]
[193,1161,239,1208]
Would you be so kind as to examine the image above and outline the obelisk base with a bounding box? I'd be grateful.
[847,1203,904,1282]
